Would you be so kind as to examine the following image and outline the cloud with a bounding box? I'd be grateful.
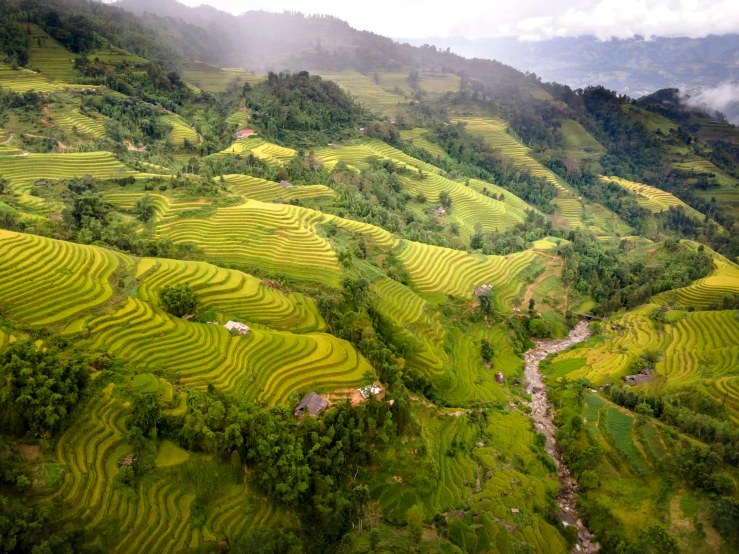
[685,82,739,119]
[515,0,739,41]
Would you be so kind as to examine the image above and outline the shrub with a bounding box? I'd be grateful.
[159,282,198,317]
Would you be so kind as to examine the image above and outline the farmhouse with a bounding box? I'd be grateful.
[434,206,447,216]
[295,392,328,418]
[280,180,293,188]
[474,284,494,296]
[34,180,47,187]
[234,129,255,139]
[223,321,250,335]
[358,384,382,399]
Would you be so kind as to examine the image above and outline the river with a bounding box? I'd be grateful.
[523,321,599,553]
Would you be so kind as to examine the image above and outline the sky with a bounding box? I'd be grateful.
[177,0,739,40]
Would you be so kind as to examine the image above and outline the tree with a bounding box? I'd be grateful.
[0,341,89,436]
[711,497,739,545]
[134,194,155,222]
[406,504,424,545]
[131,394,161,437]
[481,339,494,363]
[159,282,198,317]
[439,190,452,210]
[579,470,600,490]
[230,526,304,554]
[479,288,495,316]
[127,426,145,455]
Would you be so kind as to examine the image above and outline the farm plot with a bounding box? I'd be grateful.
[552,198,585,229]
[395,241,537,308]
[560,120,605,161]
[452,116,569,194]
[372,277,447,378]
[603,176,702,218]
[0,152,137,193]
[375,71,461,95]
[81,298,370,404]
[399,128,452,161]
[48,104,106,138]
[0,64,62,92]
[400,172,526,238]
[224,174,334,202]
[604,407,648,474]
[653,259,739,308]
[162,115,199,146]
[85,45,147,64]
[314,71,406,115]
[215,137,296,165]
[155,199,341,286]
[26,24,77,81]
[552,304,739,418]
[0,230,125,326]
[315,139,442,175]
[181,60,264,93]
[105,193,211,224]
[46,384,278,553]
[136,257,325,332]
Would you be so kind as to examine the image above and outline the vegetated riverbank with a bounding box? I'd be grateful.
[524,321,599,553]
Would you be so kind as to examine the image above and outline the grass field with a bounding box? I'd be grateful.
[86,44,147,64]
[623,104,677,134]
[181,60,264,93]
[27,24,77,81]
[315,71,406,116]
[398,128,452,161]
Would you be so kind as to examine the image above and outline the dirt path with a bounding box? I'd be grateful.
[524,263,559,305]
[0,133,14,144]
[524,321,598,553]
[123,140,146,152]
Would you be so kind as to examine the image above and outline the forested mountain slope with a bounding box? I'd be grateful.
[1,1,739,553]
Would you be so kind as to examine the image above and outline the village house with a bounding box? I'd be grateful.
[358,384,383,399]
[294,392,328,418]
[434,206,447,216]
[234,129,256,139]
[474,284,494,296]
[223,321,250,335]
[279,180,293,188]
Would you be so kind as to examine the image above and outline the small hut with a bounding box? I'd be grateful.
[224,321,250,335]
[294,392,328,418]
[280,180,293,188]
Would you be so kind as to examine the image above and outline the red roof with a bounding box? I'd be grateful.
[236,129,255,136]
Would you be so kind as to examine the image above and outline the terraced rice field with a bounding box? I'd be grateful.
[216,137,296,165]
[603,176,701,219]
[552,304,739,420]
[155,199,341,285]
[314,71,406,115]
[400,172,527,238]
[85,45,147,64]
[162,115,199,146]
[398,128,452,161]
[552,198,585,229]
[105,193,211,224]
[374,71,461,95]
[653,259,739,309]
[0,65,61,92]
[560,120,605,160]
[395,241,537,308]
[0,230,125,326]
[223,174,334,202]
[623,104,677,134]
[451,116,569,194]
[0,152,136,193]
[372,277,447,378]
[181,61,264,93]
[136,257,326,332]
[49,104,106,138]
[315,139,442,175]
[27,24,77,81]
[46,383,278,553]
[81,297,370,403]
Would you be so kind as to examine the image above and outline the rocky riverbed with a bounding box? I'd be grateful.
[523,321,599,553]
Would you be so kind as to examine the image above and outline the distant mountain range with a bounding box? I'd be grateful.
[400,34,739,96]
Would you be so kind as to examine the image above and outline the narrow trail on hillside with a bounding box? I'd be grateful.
[0,133,14,144]
[524,321,599,553]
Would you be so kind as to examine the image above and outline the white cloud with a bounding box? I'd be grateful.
[177,0,739,40]
[687,81,739,114]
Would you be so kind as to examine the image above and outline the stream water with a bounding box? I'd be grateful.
[523,321,599,553]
